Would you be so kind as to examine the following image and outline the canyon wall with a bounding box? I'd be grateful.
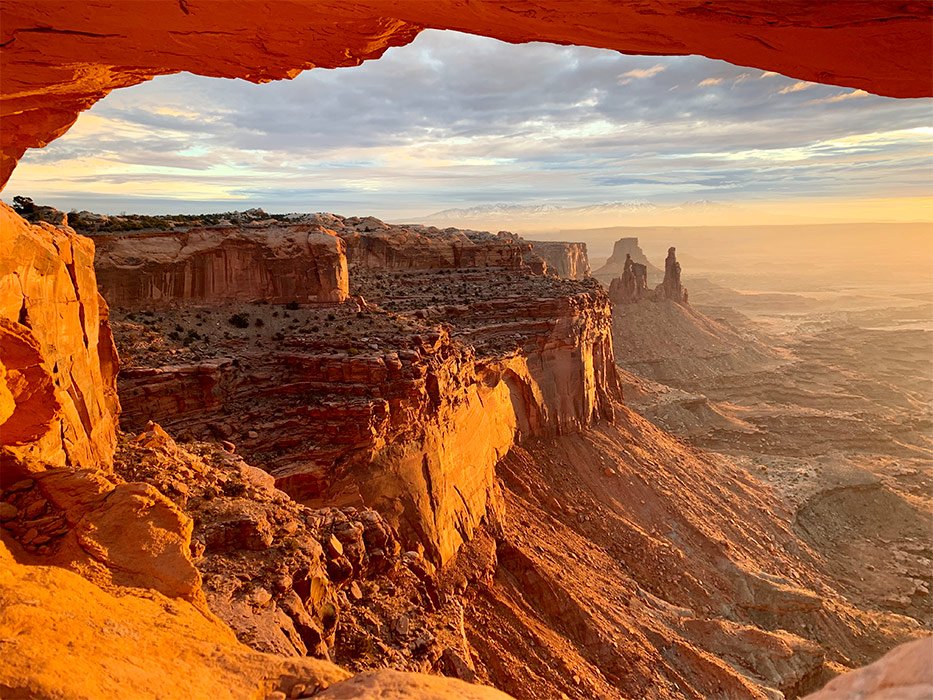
[94,224,349,307]
[0,204,517,698]
[304,214,529,271]
[0,203,119,477]
[527,241,591,279]
[116,281,620,564]
[2,2,931,187]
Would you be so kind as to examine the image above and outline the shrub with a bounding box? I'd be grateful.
[285,301,301,310]
[254,318,265,327]
[228,313,250,329]
[12,196,35,216]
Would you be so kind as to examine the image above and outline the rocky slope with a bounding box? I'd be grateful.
[458,409,922,699]
[97,212,926,697]
[2,204,928,699]
[601,241,932,689]
[612,297,783,386]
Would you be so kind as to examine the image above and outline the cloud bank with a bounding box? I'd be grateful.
[4,30,931,221]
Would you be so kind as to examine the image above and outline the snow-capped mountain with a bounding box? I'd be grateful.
[419,200,742,230]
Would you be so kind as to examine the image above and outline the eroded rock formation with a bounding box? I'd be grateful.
[109,221,619,564]
[526,241,591,279]
[94,223,349,307]
[0,203,520,698]
[658,246,687,304]
[0,204,119,476]
[607,244,687,306]
[2,2,932,187]
[307,214,529,271]
[607,253,650,304]
[594,237,661,286]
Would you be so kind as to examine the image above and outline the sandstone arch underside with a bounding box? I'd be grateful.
[1,0,932,188]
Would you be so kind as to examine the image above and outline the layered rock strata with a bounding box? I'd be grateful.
[0,203,119,477]
[114,265,620,565]
[94,223,349,307]
[0,204,517,698]
[526,241,591,279]
[317,214,530,271]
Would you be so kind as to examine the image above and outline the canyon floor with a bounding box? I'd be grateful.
[617,267,933,647]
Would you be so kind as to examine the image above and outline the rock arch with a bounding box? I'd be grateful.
[1,1,931,187]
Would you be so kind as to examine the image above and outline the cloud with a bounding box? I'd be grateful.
[807,89,870,105]
[778,81,815,95]
[4,30,931,219]
[618,63,665,84]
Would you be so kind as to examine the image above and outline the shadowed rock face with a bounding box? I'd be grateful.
[1,1,931,186]
[595,238,662,286]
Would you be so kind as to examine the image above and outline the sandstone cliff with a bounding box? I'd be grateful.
[94,223,349,307]
[113,260,620,565]
[526,241,591,279]
[2,202,926,699]
[299,214,530,271]
[0,204,518,699]
[0,204,119,476]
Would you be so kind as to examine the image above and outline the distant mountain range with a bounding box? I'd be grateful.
[420,200,745,230]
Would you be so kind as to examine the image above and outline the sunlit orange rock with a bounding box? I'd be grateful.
[1,1,931,187]
[0,203,119,477]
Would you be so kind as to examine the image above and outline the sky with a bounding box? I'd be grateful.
[4,30,932,223]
